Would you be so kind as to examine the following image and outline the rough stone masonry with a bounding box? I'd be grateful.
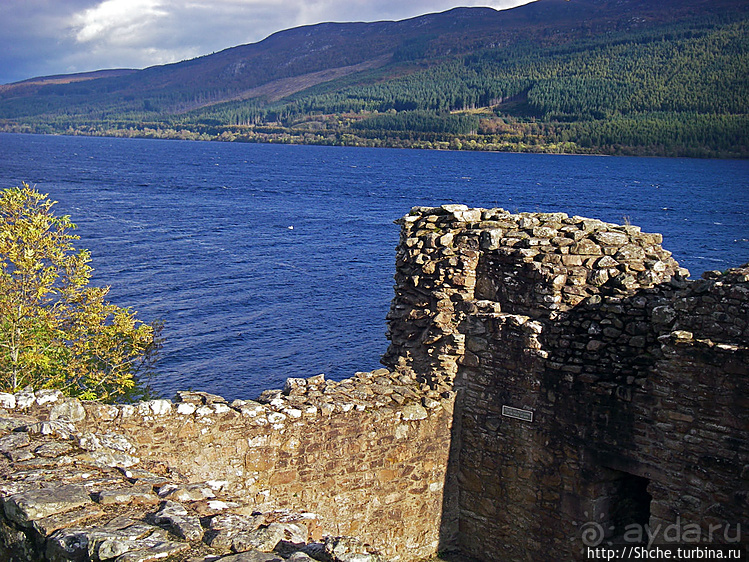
[0,205,746,562]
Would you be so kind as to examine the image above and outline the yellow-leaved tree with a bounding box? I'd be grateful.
[0,184,161,402]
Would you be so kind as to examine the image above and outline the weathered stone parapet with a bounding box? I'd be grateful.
[0,367,455,561]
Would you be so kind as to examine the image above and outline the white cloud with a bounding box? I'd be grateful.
[72,0,169,45]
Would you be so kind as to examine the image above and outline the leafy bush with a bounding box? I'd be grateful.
[0,184,160,402]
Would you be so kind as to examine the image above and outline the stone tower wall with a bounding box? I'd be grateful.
[383,205,747,560]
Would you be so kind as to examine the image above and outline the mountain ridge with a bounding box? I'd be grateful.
[4,0,743,106]
[1,0,747,157]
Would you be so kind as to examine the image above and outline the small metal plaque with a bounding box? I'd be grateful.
[502,405,533,422]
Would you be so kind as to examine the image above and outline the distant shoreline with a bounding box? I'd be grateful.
[1,127,743,160]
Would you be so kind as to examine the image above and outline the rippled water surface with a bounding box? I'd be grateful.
[1,134,747,399]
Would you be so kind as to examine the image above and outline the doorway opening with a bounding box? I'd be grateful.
[598,468,652,544]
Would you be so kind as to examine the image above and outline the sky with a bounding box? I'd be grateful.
[0,0,537,85]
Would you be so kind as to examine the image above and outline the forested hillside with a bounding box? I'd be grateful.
[1,0,747,157]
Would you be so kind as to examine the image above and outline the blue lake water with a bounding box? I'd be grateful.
[1,133,747,400]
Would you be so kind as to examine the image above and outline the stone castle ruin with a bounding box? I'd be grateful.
[0,206,746,561]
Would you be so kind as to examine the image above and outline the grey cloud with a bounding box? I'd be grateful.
[0,0,99,83]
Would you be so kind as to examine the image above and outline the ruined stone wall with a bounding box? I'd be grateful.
[1,205,745,562]
[0,369,455,561]
[384,205,748,561]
